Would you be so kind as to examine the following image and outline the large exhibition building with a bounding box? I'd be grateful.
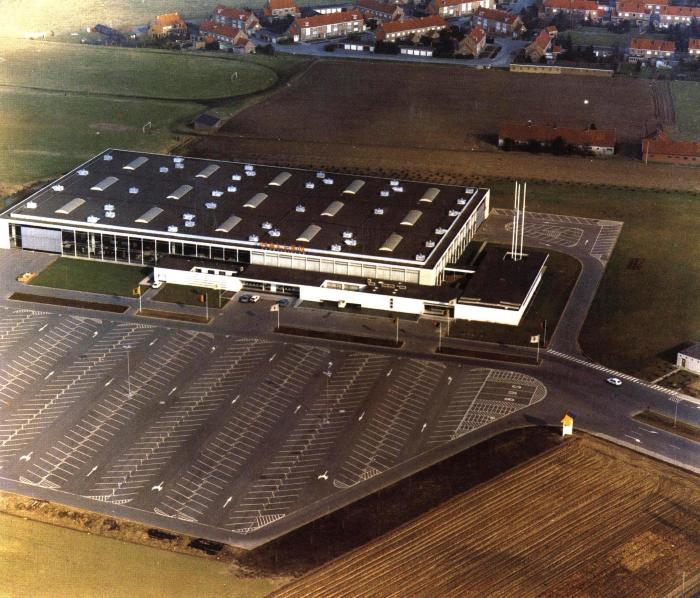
[0,149,547,325]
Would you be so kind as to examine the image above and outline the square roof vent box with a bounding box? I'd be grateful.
[393,186,404,193]
[52,185,64,192]
[448,209,460,217]
[345,238,357,246]
[248,234,259,242]
[175,163,185,169]
[104,204,115,212]
[390,180,400,186]
[380,190,390,197]
[316,171,326,179]
[261,221,273,230]
[296,204,306,213]
[323,178,334,185]
[78,169,89,176]
[227,186,237,193]
[342,231,353,239]
[184,221,195,228]
[167,225,179,232]
[416,253,426,261]
[232,174,242,181]
[211,190,223,197]
[159,166,169,173]
[331,244,342,252]
[268,229,281,237]
[305,182,315,189]
[465,187,476,194]
[205,202,217,209]
[457,197,467,205]
[435,227,448,235]
[183,213,195,221]
[173,156,184,164]
[87,215,100,223]
[245,170,256,177]
[105,211,116,219]
[103,154,113,161]
[244,164,254,171]
[374,207,385,215]
[425,239,436,248]
[26,201,38,209]
[129,187,139,194]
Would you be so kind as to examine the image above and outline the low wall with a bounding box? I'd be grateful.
[509,63,614,77]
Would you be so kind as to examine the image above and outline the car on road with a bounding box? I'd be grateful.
[249,295,261,303]
[277,298,290,307]
[152,280,163,289]
[606,377,622,386]
[239,294,251,303]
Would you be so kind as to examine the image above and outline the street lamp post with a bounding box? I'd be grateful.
[125,344,132,399]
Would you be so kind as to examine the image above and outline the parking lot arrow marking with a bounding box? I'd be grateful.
[19,452,33,463]
[104,378,114,387]
[86,466,98,477]
[358,411,365,421]
[447,376,453,385]
[168,386,177,396]
[386,369,393,377]
[269,353,277,362]
[210,346,216,353]
[294,404,301,414]
[151,482,164,492]
[223,496,232,508]
[149,338,158,346]
[421,423,427,432]
[44,371,54,380]
[38,323,48,332]
[317,471,329,481]
[231,394,240,405]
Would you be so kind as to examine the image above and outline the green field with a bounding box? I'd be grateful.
[0,512,283,598]
[671,81,700,140]
[153,283,231,308]
[488,181,700,373]
[30,258,150,296]
[565,27,629,47]
[0,40,277,100]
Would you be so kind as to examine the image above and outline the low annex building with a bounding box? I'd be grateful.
[0,150,548,326]
[472,7,523,36]
[525,28,556,62]
[499,122,616,155]
[290,11,366,41]
[677,343,700,374]
[689,38,700,59]
[642,132,700,165]
[375,15,448,41]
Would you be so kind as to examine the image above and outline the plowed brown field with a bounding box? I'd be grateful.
[273,435,700,597]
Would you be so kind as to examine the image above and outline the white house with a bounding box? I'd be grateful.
[677,343,700,374]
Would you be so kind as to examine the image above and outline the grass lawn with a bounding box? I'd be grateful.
[487,180,700,374]
[0,40,278,100]
[30,258,150,296]
[449,250,581,347]
[565,27,628,47]
[153,284,231,308]
[671,81,700,140]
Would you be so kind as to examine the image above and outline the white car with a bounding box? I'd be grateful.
[152,281,163,289]
[606,377,622,386]
[249,295,261,303]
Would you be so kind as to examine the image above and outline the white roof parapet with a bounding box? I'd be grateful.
[400,209,423,226]
[244,192,268,208]
[297,224,322,243]
[321,200,344,217]
[216,215,242,233]
[167,185,193,200]
[55,198,86,215]
[268,171,292,187]
[123,156,149,171]
[419,187,440,203]
[343,179,365,195]
[135,207,164,224]
[90,176,118,192]
[379,232,403,252]
[195,164,220,179]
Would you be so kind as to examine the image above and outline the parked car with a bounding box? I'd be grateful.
[152,280,163,289]
[249,295,261,303]
[606,377,622,386]
[239,294,251,303]
[277,298,290,307]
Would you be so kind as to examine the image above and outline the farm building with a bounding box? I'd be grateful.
[542,0,604,22]
[457,26,486,57]
[677,343,700,374]
[427,0,494,19]
[628,37,675,62]
[357,0,404,22]
[472,7,523,37]
[659,5,700,27]
[375,15,448,42]
[642,132,700,165]
[150,12,188,38]
[212,5,261,33]
[289,11,366,41]
[499,122,616,155]
[0,150,548,325]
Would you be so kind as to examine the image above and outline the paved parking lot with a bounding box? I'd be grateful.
[0,306,546,545]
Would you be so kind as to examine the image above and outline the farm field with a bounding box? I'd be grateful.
[274,435,700,597]
[671,81,700,140]
[564,26,630,47]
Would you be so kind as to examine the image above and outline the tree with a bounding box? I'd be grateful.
[551,136,567,155]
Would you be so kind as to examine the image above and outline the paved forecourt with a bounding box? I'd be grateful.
[0,305,546,546]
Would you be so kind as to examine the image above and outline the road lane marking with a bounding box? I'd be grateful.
[168,386,177,396]
[19,452,33,463]
[624,434,641,443]
[151,481,164,492]
[317,470,329,481]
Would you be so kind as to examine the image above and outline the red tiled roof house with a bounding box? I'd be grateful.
[375,15,448,41]
[357,0,404,22]
[289,11,366,41]
[473,7,523,36]
[212,4,261,32]
[428,0,494,19]
[499,122,616,156]
[199,20,255,52]
[543,0,604,21]
[642,131,700,164]
[659,5,700,27]
[628,37,675,62]
[264,0,301,19]
[150,12,188,38]
[457,25,486,56]
[689,38,700,59]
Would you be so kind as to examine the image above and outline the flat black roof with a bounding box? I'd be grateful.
[8,150,487,268]
[460,245,548,308]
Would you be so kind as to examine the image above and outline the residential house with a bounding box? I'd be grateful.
[642,0,668,10]
[543,0,604,22]
[150,12,188,38]
[457,25,486,56]
[498,122,616,155]
[357,0,404,22]
[659,5,700,28]
[642,132,700,164]
[473,7,523,37]
[628,37,675,62]
[613,0,650,24]
[289,11,366,41]
[526,28,554,62]
[689,38,700,59]
[212,5,261,33]
[375,15,447,41]
[264,0,302,19]
[677,343,700,374]
[427,0,493,19]
[199,20,256,52]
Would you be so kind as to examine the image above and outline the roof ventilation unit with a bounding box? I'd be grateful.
[91,176,119,192]
[232,174,242,181]
[205,202,217,209]
[434,227,448,235]
[227,185,237,193]
[344,238,357,247]
[380,190,390,197]
[245,169,256,177]
[261,221,273,230]
[173,157,184,164]
[129,187,139,195]
[183,213,195,221]
[248,234,259,243]
[316,171,326,179]
[415,253,426,262]
[268,229,281,237]
[331,244,342,252]
[457,197,467,206]
[175,162,185,170]
[211,190,223,197]
[52,185,64,192]
[103,154,113,161]
[305,181,315,189]
[26,201,38,209]
[342,231,353,239]
[465,187,476,194]
[104,204,115,212]
[78,169,89,176]
[448,209,460,217]
[184,221,195,228]
[105,211,116,219]
[323,178,334,185]
[244,164,254,171]
[393,186,404,193]
[87,215,100,224]
[159,166,169,173]
[343,180,365,195]
[296,204,306,213]
[167,225,179,233]
[374,207,385,215]
[390,180,400,187]
[425,239,436,248]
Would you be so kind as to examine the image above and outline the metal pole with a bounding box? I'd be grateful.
[205,293,209,321]
[543,319,547,347]
[438,322,442,351]
[277,305,280,330]
[674,400,679,427]
[536,337,540,363]
[125,345,131,399]
[396,318,399,345]
[138,288,142,313]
